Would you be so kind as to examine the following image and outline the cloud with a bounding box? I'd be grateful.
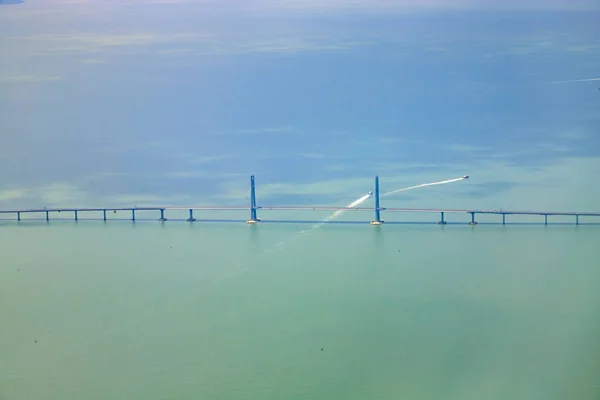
[0,189,27,202]
[188,35,372,56]
[38,183,87,206]
[446,144,492,153]
[487,142,575,161]
[564,45,600,53]
[554,130,589,140]
[369,163,450,174]
[0,75,61,83]
[8,30,369,57]
[300,153,327,159]
[236,126,296,135]
[0,181,203,209]
[157,48,201,57]
[487,143,576,163]
[0,183,85,208]
[163,171,245,179]
[111,194,165,205]
[433,136,586,168]
[226,0,600,13]
[83,172,130,181]
[186,155,237,165]
[548,77,600,84]
[10,32,215,55]
[215,38,363,54]
[461,181,521,199]
[377,137,426,145]
[473,32,599,59]
[80,58,109,65]
[326,164,348,172]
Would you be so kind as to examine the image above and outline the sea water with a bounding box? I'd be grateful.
[1,221,599,400]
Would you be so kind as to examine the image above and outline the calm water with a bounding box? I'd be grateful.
[1,221,599,399]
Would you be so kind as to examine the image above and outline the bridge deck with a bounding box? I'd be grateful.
[1,205,599,217]
[256,206,600,216]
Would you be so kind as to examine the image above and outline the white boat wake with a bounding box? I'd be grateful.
[300,192,373,232]
[212,175,469,283]
[211,192,372,283]
[382,176,468,197]
[256,192,372,253]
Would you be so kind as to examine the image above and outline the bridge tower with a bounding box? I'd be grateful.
[370,175,384,225]
[246,175,260,224]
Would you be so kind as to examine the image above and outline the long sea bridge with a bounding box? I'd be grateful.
[1,176,599,226]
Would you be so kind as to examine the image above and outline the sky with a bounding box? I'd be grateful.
[1,0,599,213]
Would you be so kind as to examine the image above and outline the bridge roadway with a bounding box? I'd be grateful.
[1,205,599,218]
[255,206,600,216]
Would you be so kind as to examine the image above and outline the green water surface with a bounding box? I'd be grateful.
[1,221,599,399]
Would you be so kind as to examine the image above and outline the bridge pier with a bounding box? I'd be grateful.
[502,213,506,225]
[17,211,21,221]
[246,175,260,224]
[469,212,477,225]
[132,209,136,222]
[438,211,447,225]
[158,208,167,222]
[370,176,384,225]
[103,209,107,221]
[187,209,196,222]
[75,210,78,221]
[576,215,579,225]
[45,211,49,221]
[544,214,548,225]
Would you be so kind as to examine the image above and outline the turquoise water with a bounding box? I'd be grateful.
[1,221,599,399]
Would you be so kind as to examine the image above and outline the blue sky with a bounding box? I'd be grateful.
[1,0,599,212]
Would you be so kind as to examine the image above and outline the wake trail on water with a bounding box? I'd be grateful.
[381,176,466,197]
[259,192,371,254]
[211,192,372,283]
[304,192,372,229]
[213,175,468,283]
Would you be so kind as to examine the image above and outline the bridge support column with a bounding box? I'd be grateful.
[246,175,260,224]
[469,212,477,225]
[502,214,506,225]
[438,212,447,225]
[187,209,196,222]
[576,215,579,225]
[45,211,49,221]
[103,209,107,221]
[370,176,384,225]
[132,209,136,222]
[75,210,78,221]
[17,212,21,221]
[544,215,548,225]
[158,208,167,222]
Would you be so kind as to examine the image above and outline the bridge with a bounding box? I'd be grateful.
[1,175,599,226]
